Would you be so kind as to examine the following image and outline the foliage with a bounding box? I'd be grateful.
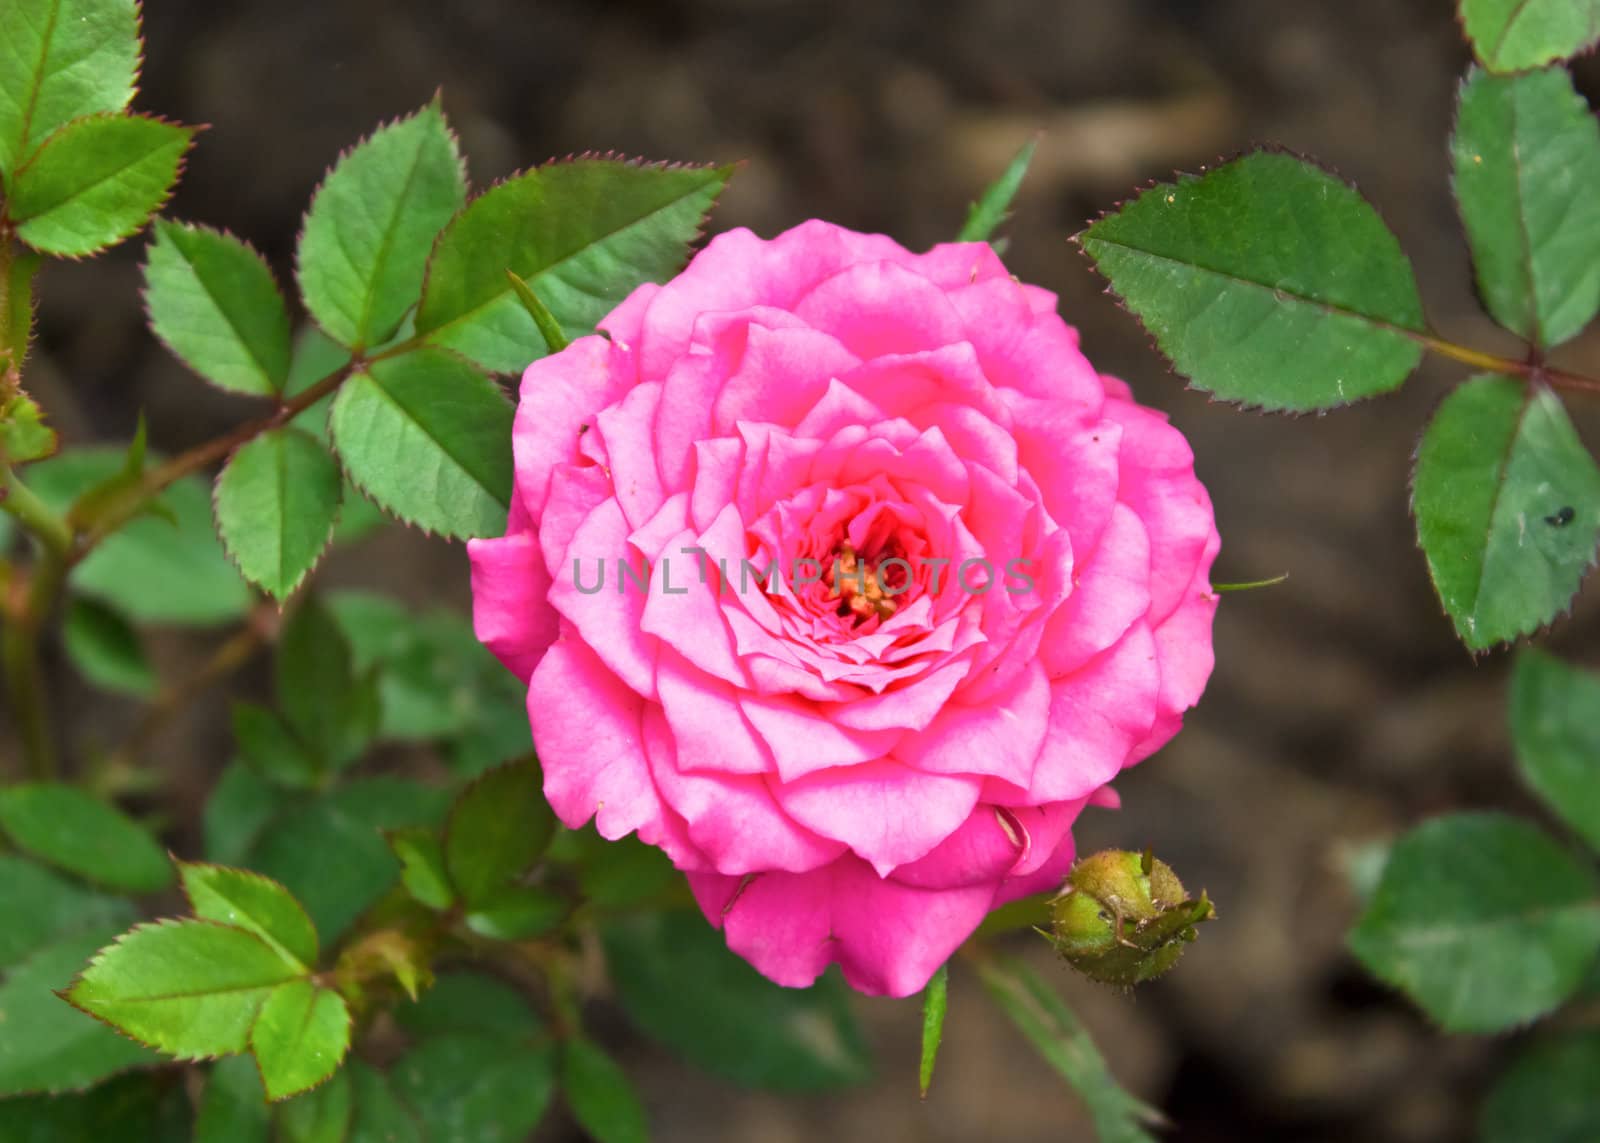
[1081,5,1600,1135]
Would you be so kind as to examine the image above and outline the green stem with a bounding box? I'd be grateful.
[1415,332,1600,395]
[1,487,69,779]
[73,359,362,563]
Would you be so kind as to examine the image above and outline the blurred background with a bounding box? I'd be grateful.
[13,0,1600,1139]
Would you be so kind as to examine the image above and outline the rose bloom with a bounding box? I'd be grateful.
[470,221,1219,997]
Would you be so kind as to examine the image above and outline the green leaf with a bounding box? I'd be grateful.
[1413,376,1600,650]
[330,348,512,538]
[0,928,158,1095]
[918,962,948,1099]
[0,783,171,893]
[0,387,55,464]
[958,136,1036,244]
[975,954,1162,1143]
[214,429,339,599]
[1461,0,1600,73]
[2,249,41,369]
[504,269,570,355]
[0,0,141,175]
[203,762,293,867]
[247,779,449,943]
[0,856,134,969]
[395,972,541,1040]
[29,448,251,625]
[286,324,352,442]
[561,1039,648,1143]
[195,1056,270,1143]
[277,593,375,768]
[1078,151,1424,411]
[249,979,351,1101]
[444,758,553,906]
[602,912,872,1091]
[143,221,293,396]
[0,1072,190,1142]
[327,592,528,753]
[1348,811,1600,1032]
[8,114,194,257]
[232,703,321,790]
[1511,649,1600,852]
[571,831,681,911]
[415,159,733,372]
[274,1065,351,1143]
[66,920,307,1058]
[62,597,155,697]
[386,827,454,910]
[1452,67,1600,349]
[178,862,320,973]
[346,1062,421,1143]
[1481,1031,1600,1143]
[391,1034,555,1143]
[460,886,565,941]
[298,100,466,350]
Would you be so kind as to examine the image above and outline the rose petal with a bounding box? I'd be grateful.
[1102,397,1215,622]
[512,336,636,517]
[645,708,846,874]
[773,759,982,874]
[547,498,658,698]
[468,531,556,683]
[795,261,968,359]
[531,640,670,845]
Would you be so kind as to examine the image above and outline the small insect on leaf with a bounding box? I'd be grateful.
[1545,506,1575,527]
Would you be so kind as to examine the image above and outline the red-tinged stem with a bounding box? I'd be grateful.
[1415,333,1600,395]
[71,359,361,565]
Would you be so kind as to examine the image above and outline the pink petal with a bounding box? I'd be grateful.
[794,261,967,359]
[773,759,982,874]
[1102,397,1215,622]
[656,649,772,776]
[1039,502,1152,678]
[829,659,971,734]
[512,336,636,517]
[597,282,661,347]
[1008,623,1161,804]
[1133,537,1220,761]
[547,498,658,698]
[530,640,666,844]
[896,658,1050,785]
[645,708,846,874]
[711,324,862,435]
[741,692,903,782]
[467,531,556,683]
[537,465,613,582]
[695,857,998,997]
[890,805,1024,890]
[1008,399,1121,555]
[638,223,905,377]
[594,381,667,530]
[639,521,750,689]
[904,241,1014,289]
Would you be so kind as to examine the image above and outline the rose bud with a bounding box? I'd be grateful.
[1048,848,1215,986]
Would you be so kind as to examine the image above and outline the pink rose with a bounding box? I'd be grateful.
[469,221,1219,997]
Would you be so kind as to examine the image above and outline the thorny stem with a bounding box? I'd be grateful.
[1,471,70,778]
[72,358,365,563]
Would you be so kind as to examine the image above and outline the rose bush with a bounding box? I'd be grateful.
[469,220,1219,997]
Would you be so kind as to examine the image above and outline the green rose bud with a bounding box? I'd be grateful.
[1047,848,1215,987]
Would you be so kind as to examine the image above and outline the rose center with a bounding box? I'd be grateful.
[824,542,911,622]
